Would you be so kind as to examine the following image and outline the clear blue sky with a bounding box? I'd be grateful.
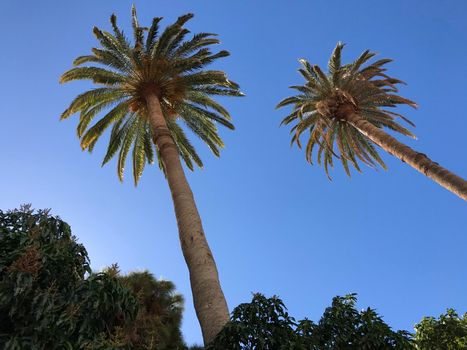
[1,0,466,345]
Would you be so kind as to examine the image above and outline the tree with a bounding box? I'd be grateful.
[59,6,243,343]
[210,294,297,349]
[209,293,413,349]
[116,269,186,349]
[414,309,467,349]
[299,294,413,349]
[0,206,139,349]
[277,43,467,200]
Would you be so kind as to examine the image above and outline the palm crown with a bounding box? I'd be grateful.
[60,6,242,184]
[277,42,418,178]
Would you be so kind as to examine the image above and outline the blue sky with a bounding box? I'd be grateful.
[1,0,466,345]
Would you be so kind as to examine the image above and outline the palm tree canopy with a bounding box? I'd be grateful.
[277,42,418,178]
[60,6,243,184]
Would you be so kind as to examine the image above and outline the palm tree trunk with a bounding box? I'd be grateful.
[346,113,467,200]
[144,89,229,344]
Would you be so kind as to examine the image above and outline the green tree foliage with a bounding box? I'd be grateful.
[0,205,139,349]
[0,206,191,350]
[115,268,187,349]
[414,309,467,349]
[299,294,413,349]
[209,293,414,349]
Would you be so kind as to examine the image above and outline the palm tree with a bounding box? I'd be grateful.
[277,43,467,200]
[118,271,186,349]
[60,7,243,344]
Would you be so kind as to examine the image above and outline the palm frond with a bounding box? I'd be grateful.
[180,70,234,88]
[145,16,163,53]
[142,124,155,165]
[175,33,219,57]
[73,55,101,66]
[131,5,144,48]
[179,109,223,157]
[167,119,203,170]
[328,42,344,74]
[152,14,194,59]
[92,28,133,70]
[132,121,146,185]
[117,116,140,181]
[60,67,126,85]
[77,99,117,137]
[80,101,130,150]
[193,85,244,97]
[102,116,130,166]
[110,13,131,53]
[61,88,124,120]
[182,103,234,130]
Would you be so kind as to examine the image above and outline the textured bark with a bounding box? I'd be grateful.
[144,89,229,344]
[346,113,467,200]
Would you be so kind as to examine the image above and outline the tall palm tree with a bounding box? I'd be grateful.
[277,43,467,200]
[60,7,243,344]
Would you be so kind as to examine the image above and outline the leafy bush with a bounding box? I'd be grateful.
[115,268,187,349]
[209,293,413,349]
[0,206,138,349]
[414,309,467,349]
